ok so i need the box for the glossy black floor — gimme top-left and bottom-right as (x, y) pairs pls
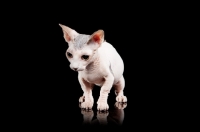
(14, 3), (173, 129)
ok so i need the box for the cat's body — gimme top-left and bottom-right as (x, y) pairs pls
(79, 41), (124, 86)
(59, 24), (127, 111)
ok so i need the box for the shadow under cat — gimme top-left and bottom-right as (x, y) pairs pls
(79, 102), (127, 126)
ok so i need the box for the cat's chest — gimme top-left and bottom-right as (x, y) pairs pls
(81, 70), (104, 85)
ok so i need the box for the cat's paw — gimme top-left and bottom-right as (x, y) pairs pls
(81, 101), (93, 110)
(97, 102), (109, 111)
(114, 102), (127, 109)
(116, 95), (127, 103)
(79, 96), (85, 103)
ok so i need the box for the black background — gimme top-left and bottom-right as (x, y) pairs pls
(7, 1), (177, 130)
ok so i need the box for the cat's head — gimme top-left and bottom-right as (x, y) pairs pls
(59, 24), (104, 71)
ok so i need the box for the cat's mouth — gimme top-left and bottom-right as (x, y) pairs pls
(71, 68), (84, 72)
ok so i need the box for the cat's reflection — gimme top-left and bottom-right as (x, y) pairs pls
(80, 102), (127, 126)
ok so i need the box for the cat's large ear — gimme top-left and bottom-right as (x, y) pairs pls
(87, 30), (104, 50)
(59, 24), (79, 43)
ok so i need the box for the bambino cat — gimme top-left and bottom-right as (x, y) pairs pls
(59, 24), (127, 111)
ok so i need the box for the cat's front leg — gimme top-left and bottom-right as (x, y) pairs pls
(78, 74), (94, 110)
(97, 73), (114, 111)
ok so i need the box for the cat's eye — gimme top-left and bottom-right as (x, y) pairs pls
(67, 52), (73, 58)
(81, 55), (89, 60)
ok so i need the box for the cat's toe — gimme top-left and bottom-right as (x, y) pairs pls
(97, 102), (109, 111)
(116, 95), (127, 103)
(81, 101), (93, 110)
(79, 96), (85, 103)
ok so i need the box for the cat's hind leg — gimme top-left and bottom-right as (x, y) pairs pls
(114, 76), (127, 102)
